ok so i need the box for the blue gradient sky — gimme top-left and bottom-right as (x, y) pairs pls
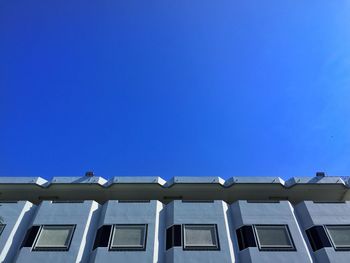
(1, 1), (350, 180)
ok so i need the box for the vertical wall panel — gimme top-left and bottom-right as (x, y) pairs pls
(91, 200), (164, 263)
(231, 201), (312, 263)
(16, 200), (100, 263)
(164, 200), (235, 263)
(295, 201), (350, 263)
(0, 201), (36, 263)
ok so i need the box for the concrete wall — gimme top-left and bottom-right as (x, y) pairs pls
(295, 201), (350, 263)
(0, 201), (36, 263)
(2, 199), (350, 262)
(16, 200), (99, 263)
(231, 201), (312, 263)
(165, 200), (235, 263)
(91, 200), (163, 263)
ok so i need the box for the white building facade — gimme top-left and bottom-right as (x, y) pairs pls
(0, 175), (350, 262)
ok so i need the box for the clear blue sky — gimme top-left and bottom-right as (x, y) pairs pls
(1, 1), (350, 180)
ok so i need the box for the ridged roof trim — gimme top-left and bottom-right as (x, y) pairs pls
(0, 177), (48, 187)
(0, 176), (348, 188)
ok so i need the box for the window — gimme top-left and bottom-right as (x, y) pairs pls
(183, 224), (219, 250)
(93, 224), (149, 251)
(306, 225), (350, 252)
(33, 225), (75, 251)
(110, 225), (147, 250)
(254, 225), (295, 251)
(22, 226), (40, 248)
(305, 226), (332, 251)
(93, 225), (112, 250)
(325, 225), (350, 250)
(236, 225), (257, 250)
(166, 225), (182, 250)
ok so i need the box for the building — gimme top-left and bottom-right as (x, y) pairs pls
(0, 174), (350, 262)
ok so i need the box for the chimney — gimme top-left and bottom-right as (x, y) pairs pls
(85, 171), (94, 177)
(316, 172), (326, 177)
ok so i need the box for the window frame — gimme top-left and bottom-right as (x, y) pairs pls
(325, 225), (350, 251)
(109, 224), (148, 251)
(253, 225), (295, 251)
(33, 225), (76, 251)
(183, 224), (220, 251)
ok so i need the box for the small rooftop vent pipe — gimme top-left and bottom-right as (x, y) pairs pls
(85, 171), (94, 177)
(316, 172), (326, 177)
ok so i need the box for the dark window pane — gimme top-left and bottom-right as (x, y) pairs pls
(236, 225), (256, 250)
(166, 225), (181, 250)
(166, 227), (173, 250)
(93, 225), (112, 249)
(22, 226), (40, 247)
(173, 225), (182, 247)
(306, 226), (331, 251)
